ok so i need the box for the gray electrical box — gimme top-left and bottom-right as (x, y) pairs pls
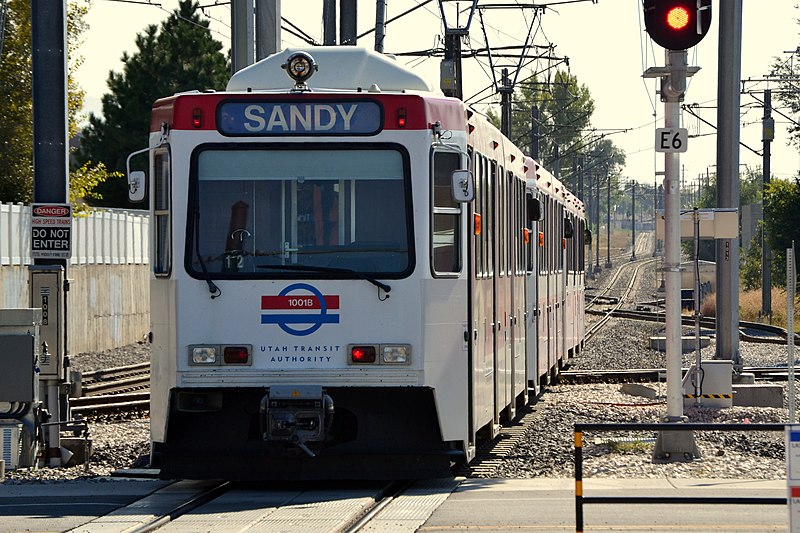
(0, 309), (42, 403)
(29, 266), (64, 379)
(0, 334), (37, 403)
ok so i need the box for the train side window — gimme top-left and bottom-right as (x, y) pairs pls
(431, 151), (462, 275)
(154, 148), (171, 276)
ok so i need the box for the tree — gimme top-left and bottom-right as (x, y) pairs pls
(0, 0), (103, 203)
(762, 176), (800, 286)
(488, 70), (595, 172)
(76, 0), (229, 207)
(772, 14), (800, 152)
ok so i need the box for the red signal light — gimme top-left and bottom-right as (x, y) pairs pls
(643, 0), (711, 51)
(666, 6), (690, 30)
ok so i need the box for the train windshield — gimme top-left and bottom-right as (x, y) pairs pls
(187, 145), (412, 278)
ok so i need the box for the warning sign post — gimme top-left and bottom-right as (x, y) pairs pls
(30, 203), (72, 260)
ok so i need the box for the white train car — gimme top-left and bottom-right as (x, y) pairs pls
(130, 46), (584, 480)
(525, 160), (586, 393)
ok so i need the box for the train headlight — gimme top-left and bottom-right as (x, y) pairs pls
(282, 52), (317, 85)
(382, 344), (411, 364)
(190, 345), (219, 365)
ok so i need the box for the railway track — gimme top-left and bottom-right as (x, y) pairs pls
(585, 258), (656, 341)
(90, 479), (456, 532)
(71, 362), (151, 417)
(560, 366), (794, 384)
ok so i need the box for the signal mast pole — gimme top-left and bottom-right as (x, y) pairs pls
(642, 0), (711, 462)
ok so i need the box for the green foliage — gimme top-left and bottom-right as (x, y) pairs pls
(0, 0), (100, 204)
(772, 18), (800, 152)
(694, 166), (764, 209)
(76, 0), (229, 207)
(763, 177), (800, 286)
(487, 70), (595, 169)
(740, 231), (763, 291)
(70, 161), (119, 214)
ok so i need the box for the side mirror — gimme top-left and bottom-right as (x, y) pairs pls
(451, 169), (474, 203)
(128, 170), (146, 203)
(564, 218), (574, 239)
(527, 197), (543, 222)
(584, 228), (592, 246)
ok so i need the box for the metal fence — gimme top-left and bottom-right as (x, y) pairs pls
(573, 422), (786, 533)
(0, 202), (149, 265)
(0, 202), (151, 353)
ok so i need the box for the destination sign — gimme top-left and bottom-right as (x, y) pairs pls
(218, 101), (383, 136)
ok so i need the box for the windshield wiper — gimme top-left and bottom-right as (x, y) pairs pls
(258, 263), (391, 293)
(193, 211), (221, 299)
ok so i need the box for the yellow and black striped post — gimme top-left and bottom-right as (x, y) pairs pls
(574, 429), (584, 533)
(683, 393), (733, 399)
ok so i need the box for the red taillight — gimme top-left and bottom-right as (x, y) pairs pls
(351, 345), (376, 363)
(397, 107), (407, 128)
(192, 107), (202, 128)
(523, 228), (530, 245)
(223, 346), (249, 364)
(474, 213), (482, 235)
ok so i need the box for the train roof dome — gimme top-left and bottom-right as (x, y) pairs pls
(226, 46), (437, 93)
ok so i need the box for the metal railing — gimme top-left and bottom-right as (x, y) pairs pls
(573, 422), (786, 533)
(0, 202), (149, 265)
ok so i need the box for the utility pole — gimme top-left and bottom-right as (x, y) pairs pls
(715, 0), (742, 369)
(594, 172), (601, 273)
(339, 0), (357, 45)
(255, 0), (281, 60)
(323, 0), (337, 45)
(32, 0), (70, 467)
(605, 169), (612, 268)
(631, 180), (637, 261)
(232, 0), (255, 73)
(761, 89), (774, 319)
(553, 143), (560, 179)
(375, 0), (387, 52)
(500, 68), (512, 138)
(530, 106), (540, 160)
(438, 1), (478, 100)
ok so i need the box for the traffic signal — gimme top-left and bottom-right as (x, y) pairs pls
(643, 0), (712, 51)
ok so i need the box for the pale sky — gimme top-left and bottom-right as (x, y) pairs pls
(78, 0), (800, 187)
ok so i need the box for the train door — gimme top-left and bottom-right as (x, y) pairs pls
(546, 196), (557, 378)
(493, 164), (512, 420)
(511, 176), (526, 405)
(555, 202), (564, 367)
(537, 193), (549, 383)
(470, 153), (495, 437)
(524, 188), (539, 395)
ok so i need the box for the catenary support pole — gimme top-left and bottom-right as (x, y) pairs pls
(761, 89), (773, 319)
(715, 0), (743, 369)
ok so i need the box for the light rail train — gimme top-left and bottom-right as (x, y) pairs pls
(128, 46), (585, 480)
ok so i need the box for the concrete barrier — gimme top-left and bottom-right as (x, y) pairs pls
(732, 384), (784, 408)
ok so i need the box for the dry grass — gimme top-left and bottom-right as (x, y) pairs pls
(701, 287), (800, 332)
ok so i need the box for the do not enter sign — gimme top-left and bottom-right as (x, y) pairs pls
(31, 203), (72, 259)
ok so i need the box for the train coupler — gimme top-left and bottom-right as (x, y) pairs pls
(259, 386), (334, 457)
